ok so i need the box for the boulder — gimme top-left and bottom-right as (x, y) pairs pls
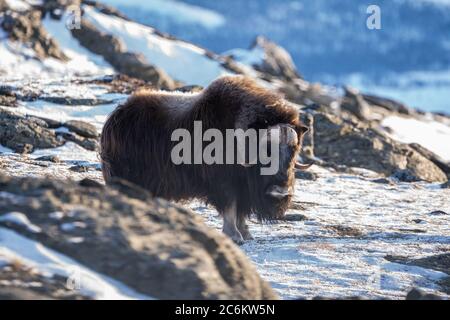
(0, 109), (63, 153)
(341, 86), (372, 121)
(311, 111), (447, 182)
(249, 36), (302, 81)
(64, 120), (98, 138)
(409, 143), (450, 177)
(361, 93), (412, 115)
(0, 175), (278, 300)
(56, 131), (99, 151)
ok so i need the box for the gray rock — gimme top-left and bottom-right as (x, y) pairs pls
(248, 36), (302, 81)
(341, 86), (372, 121)
(361, 93), (412, 115)
(0, 174), (278, 300)
(429, 210), (448, 216)
(35, 155), (60, 163)
(409, 143), (450, 177)
(56, 131), (99, 151)
(406, 288), (442, 300)
(0, 109), (63, 153)
(64, 120), (98, 138)
(41, 96), (112, 106)
(312, 112), (447, 183)
(295, 170), (317, 181)
(392, 169), (422, 182)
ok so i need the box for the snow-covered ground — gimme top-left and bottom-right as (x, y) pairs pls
(1, 78), (450, 299)
(191, 166), (450, 299)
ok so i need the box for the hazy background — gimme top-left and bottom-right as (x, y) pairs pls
(104, 0), (450, 114)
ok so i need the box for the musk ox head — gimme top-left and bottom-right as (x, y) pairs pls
(246, 123), (309, 221)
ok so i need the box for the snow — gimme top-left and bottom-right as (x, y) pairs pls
(60, 221), (87, 232)
(31, 142), (99, 163)
(0, 212), (42, 233)
(83, 6), (232, 86)
(103, 0), (226, 29)
(0, 12), (113, 80)
(224, 46), (265, 68)
(42, 13), (114, 77)
(0, 144), (13, 154)
(381, 116), (450, 161)
(5, 0), (31, 11)
(0, 227), (151, 299)
(190, 166), (450, 299)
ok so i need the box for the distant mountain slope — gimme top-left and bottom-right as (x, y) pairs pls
(110, 0), (450, 113)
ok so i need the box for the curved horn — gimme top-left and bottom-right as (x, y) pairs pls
(267, 124), (298, 146)
(295, 162), (313, 170)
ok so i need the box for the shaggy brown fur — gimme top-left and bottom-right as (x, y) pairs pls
(101, 76), (307, 242)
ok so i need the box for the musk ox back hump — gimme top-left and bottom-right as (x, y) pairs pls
(100, 91), (188, 196)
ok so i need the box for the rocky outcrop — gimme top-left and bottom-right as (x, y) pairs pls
(63, 120), (98, 139)
(71, 19), (176, 89)
(341, 86), (372, 121)
(310, 111), (447, 182)
(0, 109), (63, 153)
(0, 86), (17, 107)
(0, 109), (100, 153)
(249, 36), (302, 81)
(409, 143), (450, 178)
(0, 175), (278, 300)
(361, 93), (412, 115)
(0, 10), (67, 61)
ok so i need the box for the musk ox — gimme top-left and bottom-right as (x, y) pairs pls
(100, 76), (309, 243)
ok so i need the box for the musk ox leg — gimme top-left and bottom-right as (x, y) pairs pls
(237, 215), (253, 240)
(222, 200), (244, 244)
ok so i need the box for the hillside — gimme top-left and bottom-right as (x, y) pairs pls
(0, 0), (449, 299)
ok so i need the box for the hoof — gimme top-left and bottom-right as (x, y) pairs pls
(223, 228), (244, 245)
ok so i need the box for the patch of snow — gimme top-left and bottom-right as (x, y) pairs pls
(0, 227), (151, 299)
(67, 237), (84, 244)
(381, 116), (450, 161)
(104, 0), (226, 29)
(13, 96), (120, 130)
(83, 5), (232, 86)
(224, 46), (265, 68)
(0, 212), (42, 233)
(5, 0), (30, 11)
(42, 14), (114, 77)
(0, 144), (13, 154)
(49, 212), (65, 220)
(0, 13), (113, 80)
(60, 222), (87, 232)
(31, 142), (99, 163)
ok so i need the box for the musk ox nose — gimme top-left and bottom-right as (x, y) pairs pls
(265, 185), (293, 199)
